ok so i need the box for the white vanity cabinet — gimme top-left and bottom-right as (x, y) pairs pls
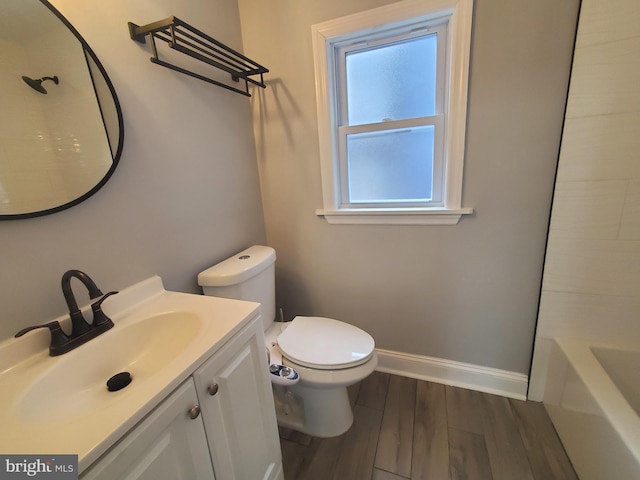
(80, 316), (283, 480)
(80, 378), (215, 480)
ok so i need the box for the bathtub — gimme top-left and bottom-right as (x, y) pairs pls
(543, 338), (640, 480)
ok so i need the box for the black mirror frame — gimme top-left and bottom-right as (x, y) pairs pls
(1, 0), (124, 220)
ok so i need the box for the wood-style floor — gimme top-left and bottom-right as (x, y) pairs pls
(279, 372), (578, 480)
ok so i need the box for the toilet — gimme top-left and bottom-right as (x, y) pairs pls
(197, 245), (378, 437)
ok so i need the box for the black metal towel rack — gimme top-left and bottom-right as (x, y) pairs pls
(128, 16), (268, 97)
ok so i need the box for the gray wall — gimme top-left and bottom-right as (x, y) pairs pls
(0, 0), (266, 341)
(238, 0), (580, 374)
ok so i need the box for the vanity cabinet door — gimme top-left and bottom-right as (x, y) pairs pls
(80, 379), (215, 480)
(193, 317), (283, 480)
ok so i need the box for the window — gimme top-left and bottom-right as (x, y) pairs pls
(339, 24), (446, 207)
(312, 0), (474, 225)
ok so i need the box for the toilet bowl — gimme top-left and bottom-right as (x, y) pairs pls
(198, 245), (378, 437)
(265, 316), (377, 437)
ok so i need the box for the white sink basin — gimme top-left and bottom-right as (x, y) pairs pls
(0, 276), (260, 472)
(16, 311), (202, 423)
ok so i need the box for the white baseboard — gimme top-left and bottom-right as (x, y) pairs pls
(375, 348), (529, 400)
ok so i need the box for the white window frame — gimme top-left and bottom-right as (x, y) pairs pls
(312, 0), (474, 225)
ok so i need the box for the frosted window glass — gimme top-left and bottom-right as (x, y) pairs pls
(346, 126), (434, 203)
(345, 34), (437, 126)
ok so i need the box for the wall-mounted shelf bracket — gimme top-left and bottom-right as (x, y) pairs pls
(128, 16), (268, 97)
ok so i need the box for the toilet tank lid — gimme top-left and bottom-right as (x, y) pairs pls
(198, 245), (276, 287)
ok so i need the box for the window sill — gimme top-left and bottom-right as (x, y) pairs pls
(315, 207), (474, 225)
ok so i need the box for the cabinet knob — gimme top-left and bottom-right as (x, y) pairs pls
(207, 383), (219, 396)
(188, 405), (201, 419)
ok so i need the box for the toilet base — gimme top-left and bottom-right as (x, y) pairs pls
(273, 384), (353, 437)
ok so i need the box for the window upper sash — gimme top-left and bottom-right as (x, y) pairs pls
(335, 22), (448, 129)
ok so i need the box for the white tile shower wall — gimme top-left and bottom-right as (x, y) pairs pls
(529, 0), (640, 400)
(557, 113), (640, 181)
(30, 24), (112, 207)
(0, 38), (58, 214)
(0, 20), (111, 215)
(548, 180), (627, 240)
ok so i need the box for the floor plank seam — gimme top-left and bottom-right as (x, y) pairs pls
(443, 385), (453, 480)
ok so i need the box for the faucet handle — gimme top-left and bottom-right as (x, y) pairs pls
(15, 321), (70, 355)
(91, 290), (118, 328)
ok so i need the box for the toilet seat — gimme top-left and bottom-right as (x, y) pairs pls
(276, 316), (375, 370)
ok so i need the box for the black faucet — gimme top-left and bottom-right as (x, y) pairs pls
(62, 269), (105, 337)
(15, 270), (118, 356)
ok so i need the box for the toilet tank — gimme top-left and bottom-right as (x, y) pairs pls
(197, 245), (276, 331)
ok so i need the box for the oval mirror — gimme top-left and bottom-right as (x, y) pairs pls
(0, 0), (124, 219)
